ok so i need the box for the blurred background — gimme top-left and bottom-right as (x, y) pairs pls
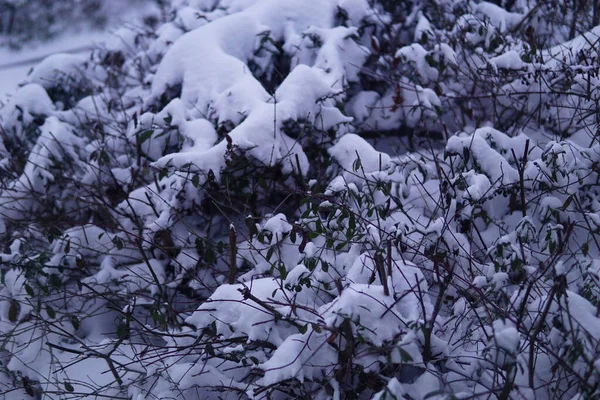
(0, 0), (165, 98)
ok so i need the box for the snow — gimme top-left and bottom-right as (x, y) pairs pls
(328, 133), (391, 173)
(262, 213), (293, 236)
(414, 11), (433, 42)
(446, 127), (521, 185)
(149, 0), (362, 179)
(260, 327), (336, 385)
(491, 319), (520, 353)
(0, 83), (55, 130)
(3, 0), (600, 398)
(396, 43), (439, 83)
(0, 32), (105, 99)
(473, 276), (487, 288)
(147, 0), (338, 108)
(474, 2), (523, 33)
(489, 50), (525, 70)
(186, 279), (291, 343)
(543, 24), (600, 67)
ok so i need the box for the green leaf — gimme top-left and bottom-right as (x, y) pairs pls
(462, 146), (470, 164)
(46, 305), (56, 319)
(353, 157), (362, 172)
(24, 284), (34, 297)
(348, 214), (356, 230)
(245, 217), (258, 236)
(64, 382), (74, 393)
(424, 390), (447, 399)
(206, 343), (215, 356)
(266, 246), (275, 262)
(137, 129), (154, 145)
(47, 226), (62, 244)
(191, 174), (200, 188)
(22, 377), (35, 397)
(49, 274), (62, 288)
(278, 264), (288, 280)
(297, 324), (308, 334)
(116, 323), (129, 340)
(112, 236), (124, 250)
(398, 347), (413, 362)
(153, 129), (171, 139)
(8, 300), (19, 322)
(562, 194), (574, 210)
(71, 315), (80, 331)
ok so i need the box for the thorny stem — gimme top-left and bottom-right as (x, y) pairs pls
(228, 224), (237, 284)
(239, 287), (305, 330)
(511, 139), (529, 218)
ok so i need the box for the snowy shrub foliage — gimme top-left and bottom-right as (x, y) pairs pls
(2, 0), (600, 398)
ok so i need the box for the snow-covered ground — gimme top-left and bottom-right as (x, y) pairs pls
(0, 31), (107, 100)
(0, 1), (159, 101)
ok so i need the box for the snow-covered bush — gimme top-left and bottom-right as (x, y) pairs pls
(2, 0), (600, 398)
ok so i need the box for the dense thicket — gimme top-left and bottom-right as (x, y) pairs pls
(1, 0), (600, 399)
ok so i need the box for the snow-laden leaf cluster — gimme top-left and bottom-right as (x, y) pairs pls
(1, 0), (600, 398)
